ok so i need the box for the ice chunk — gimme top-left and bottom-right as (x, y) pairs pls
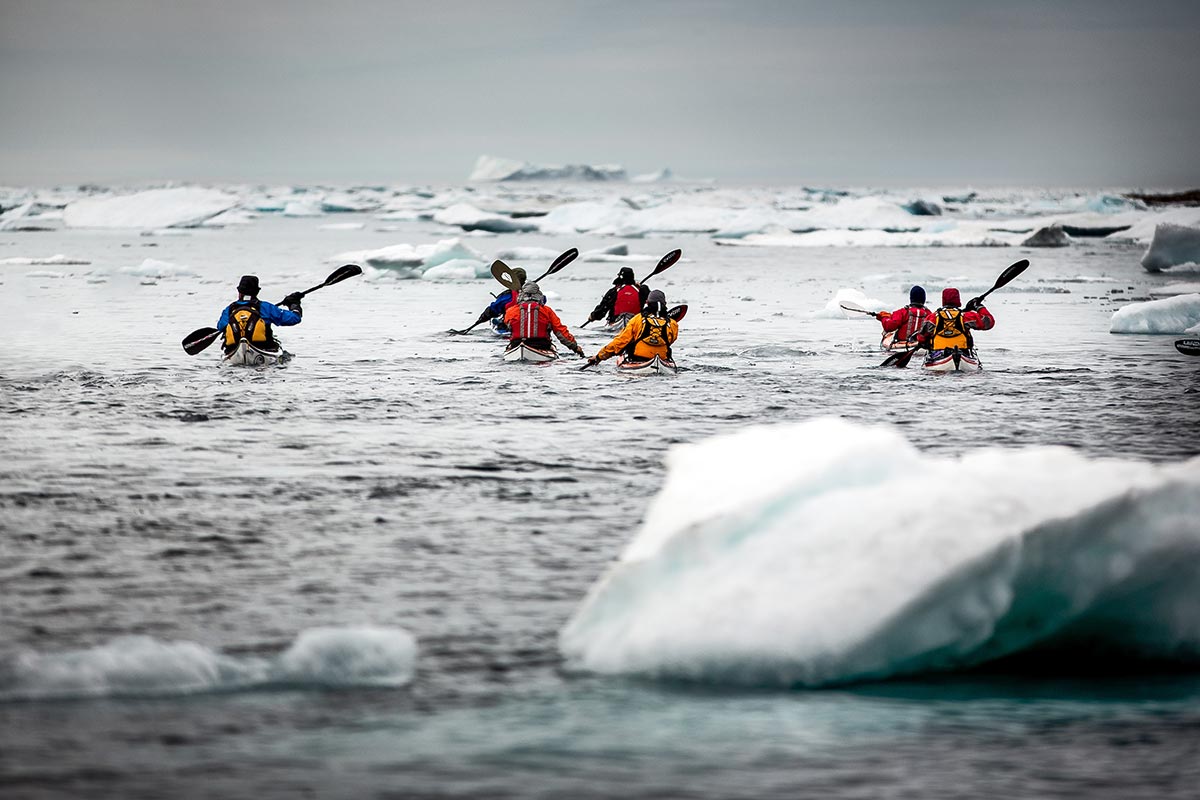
(282, 198), (324, 217)
(64, 187), (237, 229)
(1022, 224), (1072, 247)
(0, 254), (90, 265)
(421, 259), (491, 281)
(631, 168), (674, 183)
(335, 238), (486, 278)
(0, 626), (417, 700)
(1110, 293), (1200, 334)
(1149, 282), (1200, 298)
(812, 288), (889, 319)
(1141, 223), (1200, 272)
(560, 418), (1200, 687)
(432, 203), (538, 233)
(902, 198), (943, 216)
(318, 222), (366, 231)
(321, 192), (383, 213)
(469, 155), (626, 182)
(117, 258), (199, 278)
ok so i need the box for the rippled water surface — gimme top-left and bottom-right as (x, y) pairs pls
(2, 217), (1199, 798)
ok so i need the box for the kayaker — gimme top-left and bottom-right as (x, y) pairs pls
(474, 267), (527, 335)
(217, 275), (302, 355)
(877, 285), (934, 347)
(503, 281), (586, 356)
(913, 287), (994, 352)
(586, 289), (678, 367)
(584, 266), (649, 327)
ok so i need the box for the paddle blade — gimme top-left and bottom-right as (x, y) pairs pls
(491, 259), (519, 291)
(881, 348), (918, 368)
(182, 327), (220, 355)
(325, 263), (363, 286)
(640, 248), (682, 283)
(1175, 339), (1200, 356)
(668, 304), (688, 322)
(982, 259), (1030, 299)
(549, 247), (578, 275)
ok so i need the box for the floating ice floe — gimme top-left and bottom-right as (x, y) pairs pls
(1110, 293), (1200, 335)
(422, 258), (493, 281)
(1022, 224), (1072, 247)
(116, 258), (199, 278)
(432, 203), (538, 233)
(469, 154), (627, 182)
(282, 198), (325, 217)
(0, 626), (417, 700)
(64, 187), (238, 229)
(559, 417), (1200, 687)
(319, 222), (366, 231)
(812, 288), (889, 319)
(321, 192), (383, 213)
(1148, 282), (1200, 298)
(1141, 223), (1200, 272)
(0, 254), (91, 266)
(335, 237), (487, 279)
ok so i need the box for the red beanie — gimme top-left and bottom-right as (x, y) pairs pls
(942, 288), (961, 307)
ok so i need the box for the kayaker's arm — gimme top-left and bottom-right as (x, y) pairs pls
(216, 306), (230, 331)
(587, 286), (618, 323)
(258, 300), (302, 326)
(963, 304), (995, 331)
(594, 316), (639, 362)
(546, 307), (585, 356)
(480, 291), (513, 323)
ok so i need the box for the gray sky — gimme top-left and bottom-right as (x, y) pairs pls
(2, 0), (1198, 187)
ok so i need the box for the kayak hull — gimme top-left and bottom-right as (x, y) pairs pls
(222, 340), (290, 367)
(615, 354), (678, 376)
(503, 342), (558, 363)
(880, 330), (918, 352)
(923, 347), (981, 373)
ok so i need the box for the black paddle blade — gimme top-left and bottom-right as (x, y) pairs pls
(531, 248), (579, 283)
(991, 259), (1029, 291)
(668, 304), (688, 322)
(641, 248), (682, 283)
(182, 327), (220, 355)
(1175, 339), (1200, 356)
(881, 348), (918, 368)
(324, 263), (363, 286)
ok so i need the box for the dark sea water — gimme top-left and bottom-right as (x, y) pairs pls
(2, 216), (1198, 798)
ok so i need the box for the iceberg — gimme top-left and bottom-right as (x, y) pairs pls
(0, 626), (417, 700)
(560, 418), (1200, 687)
(334, 238), (487, 278)
(812, 288), (889, 319)
(1110, 293), (1200, 335)
(432, 203), (538, 233)
(1021, 224), (1072, 247)
(64, 187), (237, 229)
(469, 155), (626, 182)
(1141, 223), (1200, 272)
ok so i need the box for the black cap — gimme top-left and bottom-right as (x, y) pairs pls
(237, 275), (260, 296)
(614, 267), (635, 285)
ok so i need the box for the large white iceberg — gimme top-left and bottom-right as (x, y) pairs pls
(64, 187), (238, 229)
(334, 237), (487, 279)
(432, 203), (538, 233)
(1110, 293), (1200, 335)
(1141, 223), (1200, 272)
(469, 155), (626, 182)
(560, 418), (1200, 687)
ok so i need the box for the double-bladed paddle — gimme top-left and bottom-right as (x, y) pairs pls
(881, 259), (1030, 368)
(581, 249), (683, 328)
(181, 263), (362, 355)
(449, 249), (579, 335)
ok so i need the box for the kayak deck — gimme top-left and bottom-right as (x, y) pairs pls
(503, 342), (559, 363)
(614, 354), (678, 375)
(922, 347), (981, 373)
(222, 340), (290, 367)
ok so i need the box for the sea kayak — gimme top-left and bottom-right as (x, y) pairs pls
(922, 347), (981, 373)
(880, 330), (919, 352)
(615, 354), (678, 375)
(503, 342), (559, 363)
(490, 317), (511, 337)
(603, 313), (636, 334)
(222, 340), (290, 367)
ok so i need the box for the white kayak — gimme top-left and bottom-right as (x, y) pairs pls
(880, 330), (919, 352)
(602, 313), (636, 334)
(222, 340), (290, 367)
(922, 347), (982, 373)
(615, 354), (678, 376)
(503, 342), (559, 363)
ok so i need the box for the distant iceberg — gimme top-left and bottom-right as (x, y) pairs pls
(1110, 293), (1200, 335)
(334, 237), (487, 279)
(1141, 223), (1200, 272)
(560, 418), (1200, 687)
(64, 187), (237, 229)
(1022, 224), (1072, 247)
(469, 155), (627, 182)
(432, 203), (538, 233)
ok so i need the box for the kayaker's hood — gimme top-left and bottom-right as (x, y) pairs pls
(518, 281), (545, 304)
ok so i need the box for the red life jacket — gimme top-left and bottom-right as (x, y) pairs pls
(899, 305), (933, 343)
(613, 285), (641, 316)
(511, 301), (550, 341)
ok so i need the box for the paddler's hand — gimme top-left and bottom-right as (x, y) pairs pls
(282, 292), (303, 313)
(964, 297), (983, 312)
(570, 344), (586, 357)
(585, 356), (600, 367)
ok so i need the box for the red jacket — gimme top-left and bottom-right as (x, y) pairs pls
(879, 305), (935, 343)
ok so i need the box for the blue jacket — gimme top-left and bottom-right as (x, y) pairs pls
(217, 299), (302, 331)
(484, 290), (516, 320)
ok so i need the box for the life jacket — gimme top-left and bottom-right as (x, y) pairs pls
(613, 284), (641, 317)
(511, 301), (550, 341)
(624, 314), (673, 360)
(931, 308), (972, 350)
(898, 305), (932, 343)
(223, 300), (273, 348)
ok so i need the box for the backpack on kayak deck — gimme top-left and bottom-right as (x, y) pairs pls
(624, 315), (672, 360)
(223, 300), (274, 350)
(931, 308), (972, 350)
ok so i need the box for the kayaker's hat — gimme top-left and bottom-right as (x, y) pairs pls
(645, 289), (667, 316)
(511, 267), (527, 287)
(237, 275), (260, 296)
(519, 281), (545, 304)
(910, 285), (926, 305)
(614, 267), (635, 285)
(942, 287), (961, 308)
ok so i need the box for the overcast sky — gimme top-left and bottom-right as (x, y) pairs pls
(2, 0), (1198, 187)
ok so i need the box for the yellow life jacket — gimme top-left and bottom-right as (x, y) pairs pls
(625, 314), (675, 360)
(931, 308), (970, 350)
(223, 300), (272, 348)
